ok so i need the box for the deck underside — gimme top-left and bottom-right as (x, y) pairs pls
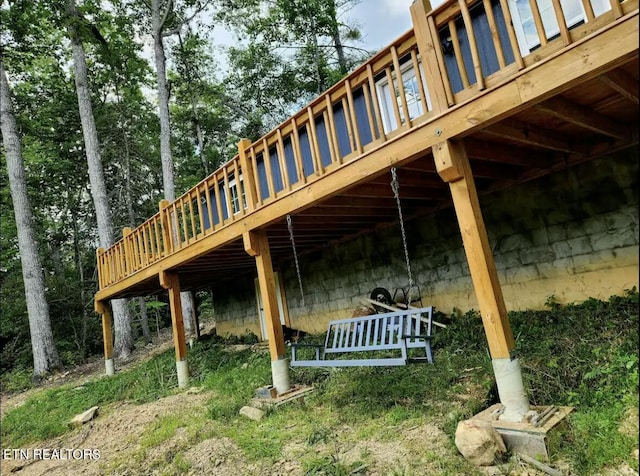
(96, 12), (639, 302)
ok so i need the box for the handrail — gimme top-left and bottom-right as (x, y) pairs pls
(95, 0), (636, 291)
(423, 0), (633, 106)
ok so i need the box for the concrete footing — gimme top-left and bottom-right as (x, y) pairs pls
(271, 358), (291, 395)
(473, 404), (574, 461)
(105, 358), (115, 376)
(176, 359), (189, 388)
(492, 357), (530, 422)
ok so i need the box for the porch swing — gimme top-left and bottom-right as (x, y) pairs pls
(288, 168), (434, 367)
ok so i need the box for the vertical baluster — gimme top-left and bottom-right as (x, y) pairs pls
(187, 193), (197, 241)
(261, 139), (276, 200)
(345, 80), (362, 154)
(373, 317), (380, 345)
(391, 46), (412, 128)
(195, 186), (205, 236)
(551, 0), (571, 45)
(276, 129), (291, 191)
(581, 0), (595, 21)
(96, 248), (104, 289)
(249, 148), (263, 207)
(324, 94), (342, 164)
(609, 0), (622, 18)
(366, 64), (386, 141)
(498, 0), (525, 69)
(410, 50), (429, 114)
(212, 172), (223, 225)
(385, 66), (404, 131)
(362, 82), (377, 141)
(290, 117), (307, 184)
(306, 107), (323, 175)
(529, 0), (548, 47)
(458, 0), (486, 91)
(179, 200), (188, 246)
(428, 15), (456, 105)
(232, 158), (247, 215)
(449, 20), (470, 89)
(222, 166), (234, 218)
(238, 140), (257, 212)
(483, 0), (507, 68)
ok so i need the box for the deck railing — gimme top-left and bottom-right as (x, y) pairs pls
(425, 0), (630, 105)
(96, 0), (636, 291)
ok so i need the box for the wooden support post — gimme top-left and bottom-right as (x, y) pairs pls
(244, 230), (290, 395)
(433, 139), (514, 358)
(243, 231), (286, 360)
(433, 139), (529, 421)
(159, 270), (189, 388)
(95, 300), (115, 375)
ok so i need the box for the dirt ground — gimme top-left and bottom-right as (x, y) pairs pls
(1, 329), (637, 476)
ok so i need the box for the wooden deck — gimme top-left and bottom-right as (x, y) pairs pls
(95, 0), (638, 303)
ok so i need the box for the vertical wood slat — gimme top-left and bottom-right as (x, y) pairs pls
(324, 94), (342, 165)
(204, 178), (215, 232)
(159, 200), (172, 255)
(483, 0), (507, 68)
(366, 64), (386, 141)
(410, 50), (429, 114)
(449, 20), (470, 88)
(140, 228), (149, 267)
(238, 139), (257, 211)
(179, 201), (188, 246)
(362, 82), (378, 141)
(391, 45), (412, 129)
(529, 0), (548, 47)
(581, 0), (595, 21)
(458, 0), (485, 90)
(187, 193), (197, 240)
(249, 148), (263, 207)
(306, 108), (323, 175)
(385, 66), (404, 131)
(428, 15), (456, 106)
(341, 97), (356, 155)
(261, 139), (276, 200)
(498, 0), (525, 69)
(551, 0), (571, 45)
(609, 0), (622, 18)
(195, 186), (205, 236)
(222, 165), (234, 219)
(276, 129), (291, 191)
(213, 173), (225, 228)
(290, 117), (307, 184)
(232, 158), (246, 215)
(96, 248), (105, 289)
(345, 80), (363, 154)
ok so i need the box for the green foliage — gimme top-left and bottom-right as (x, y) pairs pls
(1, 293), (637, 475)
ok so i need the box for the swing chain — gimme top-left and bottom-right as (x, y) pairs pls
(390, 168), (416, 302)
(287, 214), (305, 306)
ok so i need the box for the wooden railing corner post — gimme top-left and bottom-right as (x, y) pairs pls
(238, 139), (258, 211)
(410, 0), (452, 112)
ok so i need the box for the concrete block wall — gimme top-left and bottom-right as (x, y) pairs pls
(213, 150), (638, 337)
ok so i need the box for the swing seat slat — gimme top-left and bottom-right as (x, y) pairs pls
(290, 306), (434, 367)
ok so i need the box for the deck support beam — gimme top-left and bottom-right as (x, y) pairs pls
(159, 270), (189, 388)
(95, 300), (115, 376)
(243, 230), (291, 395)
(433, 139), (530, 422)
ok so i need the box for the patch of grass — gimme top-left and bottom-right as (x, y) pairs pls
(0, 367), (34, 394)
(2, 291), (637, 476)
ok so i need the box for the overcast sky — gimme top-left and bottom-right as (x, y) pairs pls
(348, 0), (417, 51)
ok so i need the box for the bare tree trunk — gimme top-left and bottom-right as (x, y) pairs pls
(151, 0), (197, 337)
(65, 0), (133, 359)
(1, 61), (62, 376)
